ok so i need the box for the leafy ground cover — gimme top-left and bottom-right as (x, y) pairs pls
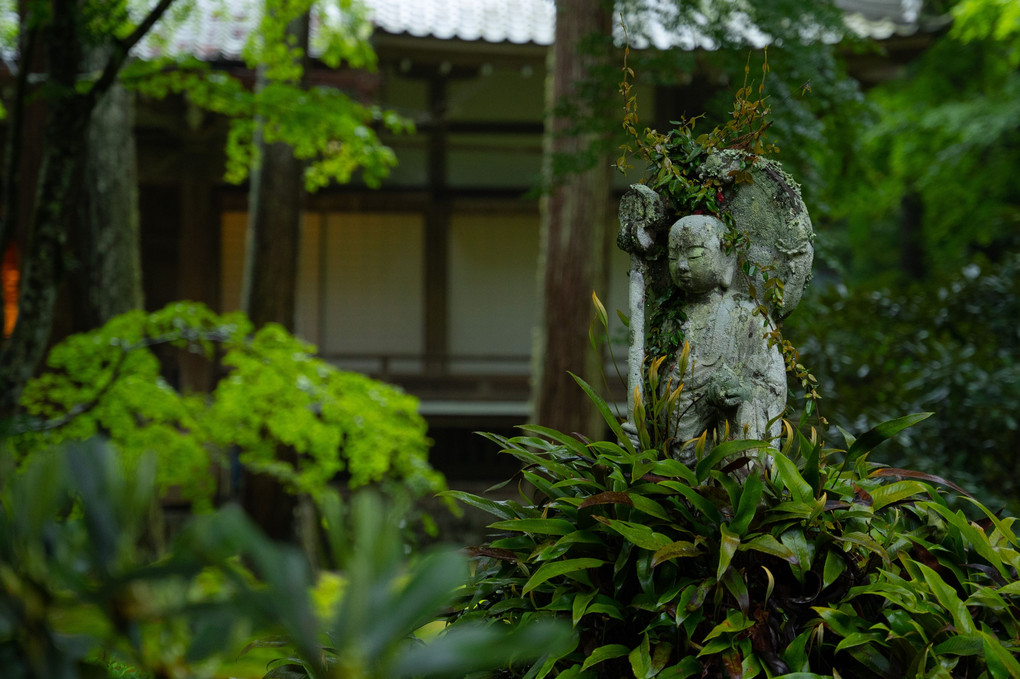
(445, 373), (1020, 678)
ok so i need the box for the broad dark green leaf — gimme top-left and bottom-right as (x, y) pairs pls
(629, 635), (653, 679)
(739, 534), (798, 564)
(593, 516), (672, 551)
(781, 529), (813, 581)
(916, 561), (975, 633)
(628, 492), (670, 521)
(489, 518), (576, 536)
(933, 633), (983, 656)
(580, 643), (629, 671)
(730, 473), (763, 536)
(661, 482), (723, 525)
(517, 424), (592, 459)
(921, 502), (1006, 578)
(773, 452), (814, 504)
(798, 429), (821, 495)
(869, 480), (928, 510)
(571, 591), (597, 626)
(695, 440), (767, 482)
(981, 631), (1020, 679)
(845, 412), (932, 460)
(522, 558), (606, 594)
(720, 566), (749, 613)
(717, 525), (740, 580)
(569, 372), (634, 455)
(651, 540), (702, 567)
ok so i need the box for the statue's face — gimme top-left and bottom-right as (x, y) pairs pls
(669, 217), (731, 295)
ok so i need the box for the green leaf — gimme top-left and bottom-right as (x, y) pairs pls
(703, 610), (754, 641)
(933, 633), (983, 656)
(593, 516), (671, 551)
(739, 534), (798, 564)
(799, 430), (822, 495)
(569, 373), (634, 455)
(845, 412), (932, 461)
(572, 591), (597, 627)
(781, 529), (813, 581)
(651, 540), (702, 567)
(822, 551), (846, 590)
(651, 458), (697, 484)
(916, 561), (975, 633)
(980, 631), (1020, 679)
(517, 424), (592, 459)
(661, 482), (723, 525)
(721, 565), (749, 613)
(773, 453), (814, 504)
(869, 480), (928, 510)
(730, 473), (763, 536)
(813, 607), (862, 638)
(522, 558), (606, 594)
(489, 518), (576, 536)
(628, 492), (670, 521)
(629, 635), (653, 679)
(581, 644), (630, 671)
(718, 525), (741, 580)
(695, 440), (767, 482)
(921, 502), (1006, 578)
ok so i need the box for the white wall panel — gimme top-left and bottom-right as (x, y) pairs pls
(448, 214), (538, 373)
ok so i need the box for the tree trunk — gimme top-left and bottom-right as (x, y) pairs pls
(0, 4), (90, 420)
(899, 189), (925, 280)
(241, 135), (304, 331)
(0, 0), (172, 421)
(71, 67), (144, 333)
(240, 13), (309, 332)
(532, 0), (613, 436)
(239, 11), (309, 541)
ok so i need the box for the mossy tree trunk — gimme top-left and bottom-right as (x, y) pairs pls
(0, 0), (173, 421)
(533, 0), (613, 435)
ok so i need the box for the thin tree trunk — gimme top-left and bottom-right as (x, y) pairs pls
(900, 190), (925, 280)
(533, 0), (613, 435)
(239, 11), (309, 541)
(240, 13), (309, 331)
(72, 67), (144, 332)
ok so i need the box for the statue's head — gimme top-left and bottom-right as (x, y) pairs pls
(668, 215), (735, 296)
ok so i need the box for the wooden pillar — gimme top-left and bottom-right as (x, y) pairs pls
(424, 75), (449, 374)
(177, 125), (219, 393)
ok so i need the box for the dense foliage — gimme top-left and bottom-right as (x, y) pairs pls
(789, 252), (1020, 513)
(828, 0), (1020, 285)
(447, 376), (1020, 678)
(7, 302), (444, 510)
(0, 440), (566, 679)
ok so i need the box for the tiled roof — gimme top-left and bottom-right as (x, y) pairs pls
(126, 0), (932, 62)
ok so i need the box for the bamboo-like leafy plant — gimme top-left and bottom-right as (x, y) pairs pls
(444, 371), (1020, 677)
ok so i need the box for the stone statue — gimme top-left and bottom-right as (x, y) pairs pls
(618, 151), (813, 465)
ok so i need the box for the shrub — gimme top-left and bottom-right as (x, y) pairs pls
(0, 440), (568, 679)
(789, 252), (1020, 512)
(446, 375), (1020, 678)
(6, 302), (445, 510)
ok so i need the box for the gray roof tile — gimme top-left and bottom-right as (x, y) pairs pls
(121, 0), (928, 61)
